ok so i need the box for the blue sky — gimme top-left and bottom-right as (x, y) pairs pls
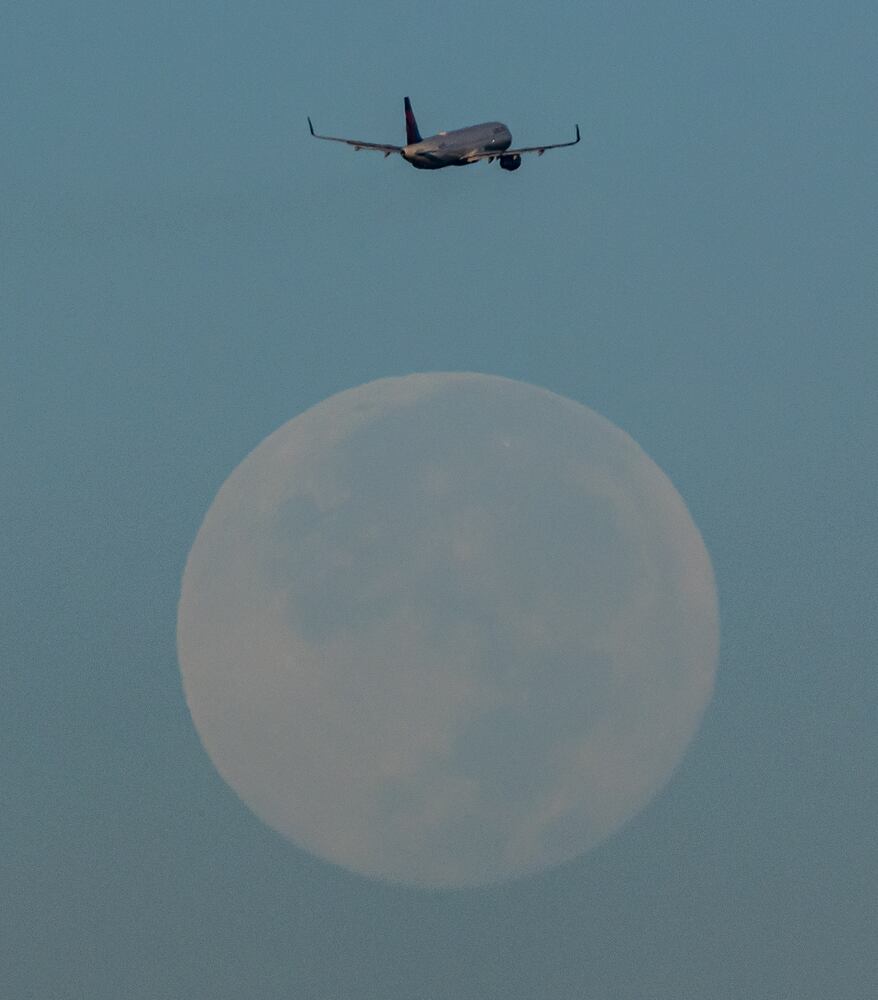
(3, 1), (876, 997)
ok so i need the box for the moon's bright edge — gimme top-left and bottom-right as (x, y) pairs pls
(178, 373), (719, 888)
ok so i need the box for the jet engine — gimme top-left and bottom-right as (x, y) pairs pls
(499, 154), (522, 172)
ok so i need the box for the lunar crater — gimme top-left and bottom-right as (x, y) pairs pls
(178, 373), (718, 887)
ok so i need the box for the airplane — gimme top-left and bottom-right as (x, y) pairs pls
(307, 96), (580, 172)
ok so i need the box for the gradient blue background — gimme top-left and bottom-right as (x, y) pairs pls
(3, 1), (875, 997)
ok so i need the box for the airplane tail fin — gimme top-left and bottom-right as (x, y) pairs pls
(404, 97), (422, 145)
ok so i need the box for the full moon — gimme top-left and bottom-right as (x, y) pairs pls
(178, 373), (718, 887)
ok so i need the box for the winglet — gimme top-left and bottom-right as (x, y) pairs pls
(307, 117), (315, 136)
(575, 124), (581, 143)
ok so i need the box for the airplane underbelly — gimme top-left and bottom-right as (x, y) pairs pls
(406, 147), (460, 169)
(408, 152), (450, 169)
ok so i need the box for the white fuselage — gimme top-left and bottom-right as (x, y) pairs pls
(403, 121), (512, 169)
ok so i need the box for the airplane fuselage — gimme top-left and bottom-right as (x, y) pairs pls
(307, 98), (579, 173)
(403, 122), (512, 169)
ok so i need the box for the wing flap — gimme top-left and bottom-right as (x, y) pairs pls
(307, 118), (403, 155)
(467, 125), (581, 161)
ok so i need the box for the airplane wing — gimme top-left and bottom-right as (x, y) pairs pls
(307, 118), (403, 156)
(466, 125), (581, 161)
